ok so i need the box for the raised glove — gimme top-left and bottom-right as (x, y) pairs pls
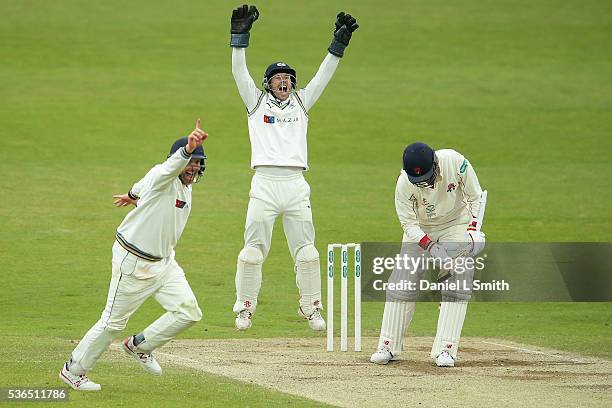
(230, 4), (260, 48)
(328, 12), (359, 57)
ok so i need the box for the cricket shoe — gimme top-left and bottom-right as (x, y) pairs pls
(298, 307), (326, 331)
(370, 346), (399, 365)
(235, 309), (252, 331)
(435, 350), (455, 367)
(122, 336), (162, 375)
(59, 362), (101, 391)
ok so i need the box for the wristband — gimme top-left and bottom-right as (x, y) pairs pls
(418, 235), (433, 251)
(328, 39), (346, 58)
(230, 33), (250, 48)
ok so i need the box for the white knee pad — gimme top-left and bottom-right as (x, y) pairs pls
(239, 246), (265, 265)
(234, 246), (264, 313)
(295, 244), (319, 264)
(295, 245), (322, 313)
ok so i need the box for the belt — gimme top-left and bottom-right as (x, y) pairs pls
(115, 233), (162, 262)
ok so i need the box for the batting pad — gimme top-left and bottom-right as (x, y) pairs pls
(431, 301), (468, 359)
(295, 245), (322, 314)
(233, 246), (264, 313)
(378, 301), (415, 356)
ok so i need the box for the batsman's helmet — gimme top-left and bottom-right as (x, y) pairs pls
(263, 62), (297, 91)
(402, 142), (437, 187)
(168, 137), (207, 180)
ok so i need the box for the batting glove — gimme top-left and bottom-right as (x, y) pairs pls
(466, 220), (486, 257)
(328, 12), (359, 58)
(230, 4), (260, 48)
(419, 235), (454, 282)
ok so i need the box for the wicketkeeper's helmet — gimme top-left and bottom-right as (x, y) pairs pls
(263, 61), (297, 91)
(402, 142), (437, 187)
(168, 137), (206, 181)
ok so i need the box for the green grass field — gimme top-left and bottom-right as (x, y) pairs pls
(1, 0), (611, 406)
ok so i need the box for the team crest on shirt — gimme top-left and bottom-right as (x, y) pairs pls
(175, 199), (188, 209)
(447, 183), (456, 192)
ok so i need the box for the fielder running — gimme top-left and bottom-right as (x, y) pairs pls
(370, 142), (486, 367)
(228, 5), (359, 330)
(59, 120), (208, 391)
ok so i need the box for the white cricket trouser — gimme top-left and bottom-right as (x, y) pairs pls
(69, 242), (202, 374)
(378, 221), (472, 359)
(233, 168), (321, 315)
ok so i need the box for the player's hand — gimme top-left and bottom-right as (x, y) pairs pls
(334, 12), (359, 39)
(427, 242), (455, 283)
(328, 11), (358, 57)
(428, 242), (450, 260)
(466, 231), (486, 257)
(186, 118), (208, 154)
(231, 4), (259, 34)
(113, 194), (137, 207)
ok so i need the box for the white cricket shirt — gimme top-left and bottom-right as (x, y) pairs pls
(231, 48), (340, 169)
(116, 147), (193, 260)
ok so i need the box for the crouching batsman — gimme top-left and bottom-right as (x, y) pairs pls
(59, 120), (208, 390)
(370, 142), (487, 367)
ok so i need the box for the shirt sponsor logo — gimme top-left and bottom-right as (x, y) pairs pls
(422, 197), (436, 218)
(263, 114), (300, 124)
(460, 159), (468, 173)
(175, 199), (187, 209)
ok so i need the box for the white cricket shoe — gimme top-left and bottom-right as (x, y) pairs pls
(59, 363), (101, 391)
(298, 307), (326, 331)
(122, 336), (162, 375)
(235, 309), (252, 331)
(435, 350), (455, 367)
(370, 346), (398, 365)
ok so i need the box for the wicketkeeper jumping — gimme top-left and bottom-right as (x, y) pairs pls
(228, 4), (359, 331)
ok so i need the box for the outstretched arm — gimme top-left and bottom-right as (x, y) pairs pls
(232, 48), (261, 111)
(301, 12), (359, 112)
(302, 54), (340, 112)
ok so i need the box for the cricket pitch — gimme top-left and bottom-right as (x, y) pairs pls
(143, 337), (612, 407)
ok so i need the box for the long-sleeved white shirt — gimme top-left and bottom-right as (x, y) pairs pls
(116, 147), (193, 260)
(395, 149), (483, 242)
(232, 47), (340, 169)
